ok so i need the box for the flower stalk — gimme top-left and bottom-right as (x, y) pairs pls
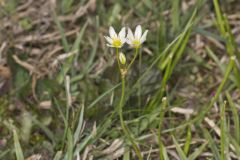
(105, 25), (148, 160)
(118, 66), (143, 160)
(127, 48), (139, 71)
(116, 48), (121, 71)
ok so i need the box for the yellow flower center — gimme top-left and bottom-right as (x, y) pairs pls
(132, 40), (141, 48)
(112, 39), (122, 48)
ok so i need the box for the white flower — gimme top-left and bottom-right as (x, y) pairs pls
(104, 26), (126, 48)
(127, 25), (148, 48)
(119, 52), (126, 65)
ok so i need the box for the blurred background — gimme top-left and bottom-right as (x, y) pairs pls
(0, 0), (240, 159)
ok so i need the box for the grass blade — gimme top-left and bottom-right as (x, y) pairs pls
(53, 12), (70, 52)
(226, 92), (240, 143)
(183, 125), (192, 155)
(188, 141), (208, 160)
(0, 149), (10, 159)
(171, 0), (180, 33)
(74, 105), (84, 146)
(193, 56), (235, 124)
(220, 101), (229, 160)
(87, 83), (120, 109)
(53, 151), (62, 160)
(56, 22), (88, 84)
(172, 136), (187, 160)
(71, 17), (99, 83)
(158, 97), (168, 160)
(13, 129), (24, 160)
(202, 128), (220, 160)
(66, 129), (74, 160)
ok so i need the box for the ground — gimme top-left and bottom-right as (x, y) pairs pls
(0, 0), (240, 160)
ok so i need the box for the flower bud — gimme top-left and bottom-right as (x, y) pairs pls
(119, 52), (126, 65)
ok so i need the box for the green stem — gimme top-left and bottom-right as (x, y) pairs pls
(158, 97), (167, 160)
(138, 50), (142, 115)
(116, 48), (121, 71)
(127, 48), (139, 71)
(118, 76), (143, 160)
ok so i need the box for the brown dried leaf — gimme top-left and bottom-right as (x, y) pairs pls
(0, 66), (11, 79)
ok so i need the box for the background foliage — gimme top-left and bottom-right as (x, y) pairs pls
(0, 0), (240, 159)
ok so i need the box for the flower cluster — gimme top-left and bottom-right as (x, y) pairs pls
(104, 25), (148, 49)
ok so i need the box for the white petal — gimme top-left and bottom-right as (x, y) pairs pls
(126, 39), (131, 45)
(127, 28), (134, 41)
(140, 30), (148, 43)
(126, 39), (134, 47)
(121, 38), (126, 44)
(119, 27), (126, 39)
(104, 36), (113, 44)
(109, 26), (117, 38)
(134, 25), (142, 40)
(106, 44), (114, 47)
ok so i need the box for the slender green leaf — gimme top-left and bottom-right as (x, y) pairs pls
(172, 136), (187, 160)
(202, 128), (220, 160)
(188, 141), (208, 160)
(184, 125), (192, 155)
(13, 129), (24, 160)
(226, 92), (240, 143)
(53, 151), (62, 160)
(74, 105), (84, 146)
(53, 12), (70, 52)
(67, 129), (73, 160)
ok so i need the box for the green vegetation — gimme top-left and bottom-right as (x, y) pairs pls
(0, 0), (240, 159)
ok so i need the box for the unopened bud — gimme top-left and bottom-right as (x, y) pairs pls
(119, 52), (126, 65)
